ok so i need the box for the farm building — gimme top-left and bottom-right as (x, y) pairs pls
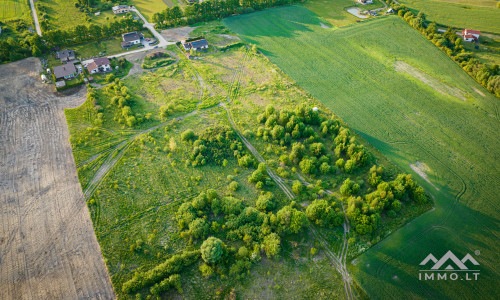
(182, 39), (209, 52)
(112, 5), (130, 14)
(53, 62), (77, 80)
(56, 49), (76, 63)
(86, 57), (111, 74)
(121, 32), (144, 48)
(462, 29), (480, 42)
(55, 81), (66, 88)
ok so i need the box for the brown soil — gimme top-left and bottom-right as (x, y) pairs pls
(160, 26), (196, 42)
(0, 58), (115, 299)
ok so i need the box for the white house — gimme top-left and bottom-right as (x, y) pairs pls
(112, 5), (129, 14)
(86, 57), (111, 74)
(462, 29), (480, 42)
(182, 39), (209, 52)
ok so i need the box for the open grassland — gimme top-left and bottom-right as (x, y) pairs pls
(37, 0), (88, 28)
(66, 28), (429, 297)
(0, 0), (31, 21)
(304, 0), (386, 27)
(224, 6), (500, 300)
(130, 0), (168, 21)
(400, 0), (500, 34)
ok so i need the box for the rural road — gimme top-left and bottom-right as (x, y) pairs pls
(28, 0), (42, 36)
(109, 7), (175, 59)
(0, 58), (114, 299)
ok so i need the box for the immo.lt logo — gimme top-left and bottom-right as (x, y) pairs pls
(419, 250), (480, 281)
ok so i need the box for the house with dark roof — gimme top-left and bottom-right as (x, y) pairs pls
(86, 57), (111, 74)
(53, 62), (77, 80)
(57, 49), (76, 63)
(121, 32), (144, 48)
(182, 39), (209, 52)
(462, 29), (480, 42)
(112, 5), (130, 14)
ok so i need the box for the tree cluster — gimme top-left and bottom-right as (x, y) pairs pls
(105, 79), (143, 127)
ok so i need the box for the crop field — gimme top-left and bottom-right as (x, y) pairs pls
(399, 0), (500, 34)
(0, 0), (31, 21)
(303, 0), (385, 27)
(224, 6), (500, 299)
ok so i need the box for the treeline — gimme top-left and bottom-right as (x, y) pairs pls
(152, 0), (300, 28)
(0, 19), (38, 63)
(43, 16), (143, 48)
(388, 0), (500, 98)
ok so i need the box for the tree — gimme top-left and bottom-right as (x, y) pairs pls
(262, 233), (280, 258)
(292, 180), (304, 194)
(256, 192), (276, 212)
(181, 129), (196, 142)
(201, 237), (223, 264)
(299, 158), (315, 174)
(189, 218), (209, 239)
(106, 73), (115, 83)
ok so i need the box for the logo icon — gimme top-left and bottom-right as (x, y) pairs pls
(418, 250), (480, 281)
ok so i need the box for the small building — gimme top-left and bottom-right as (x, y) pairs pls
(53, 62), (77, 80)
(121, 31), (144, 48)
(95, 11), (101, 16)
(182, 39), (209, 52)
(86, 57), (112, 74)
(41, 74), (48, 82)
(357, 0), (373, 4)
(462, 29), (480, 42)
(0, 26), (2, 35)
(56, 49), (76, 63)
(112, 5), (130, 14)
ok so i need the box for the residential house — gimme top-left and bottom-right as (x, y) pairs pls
(121, 31), (144, 48)
(182, 39), (209, 52)
(112, 5), (130, 14)
(357, 0), (373, 4)
(53, 62), (77, 80)
(86, 57), (112, 74)
(462, 29), (480, 42)
(57, 49), (76, 63)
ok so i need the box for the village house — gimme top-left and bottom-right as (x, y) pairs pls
(112, 5), (130, 14)
(462, 29), (480, 42)
(121, 31), (144, 48)
(357, 0), (373, 4)
(86, 57), (111, 74)
(56, 49), (76, 63)
(53, 62), (77, 80)
(182, 39), (209, 52)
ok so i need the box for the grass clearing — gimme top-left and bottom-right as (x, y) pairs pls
(129, 0), (168, 21)
(399, 0), (500, 34)
(224, 6), (500, 300)
(0, 0), (31, 21)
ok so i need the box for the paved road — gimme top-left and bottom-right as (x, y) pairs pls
(28, 0), (42, 36)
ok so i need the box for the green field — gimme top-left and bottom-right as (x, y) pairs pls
(304, 0), (386, 27)
(0, 0), (31, 21)
(400, 0), (500, 34)
(130, 0), (168, 21)
(224, 6), (500, 299)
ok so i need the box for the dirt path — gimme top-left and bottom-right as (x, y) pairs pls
(28, 0), (42, 36)
(0, 58), (115, 299)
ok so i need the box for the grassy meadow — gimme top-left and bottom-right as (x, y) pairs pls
(224, 6), (500, 300)
(129, 0), (168, 21)
(399, 0), (500, 34)
(303, 0), (386, 27)
(0, 0), (31, 21)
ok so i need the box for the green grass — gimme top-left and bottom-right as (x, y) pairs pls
(303, 0), (386, 27)
(0, 0), (31, 21)
(224, 6), (500, 300)
(72, 37), (126, 59)
(400, 0), (500, 34)
(129, 0), (168, 21)
(37, 0), (88, 29)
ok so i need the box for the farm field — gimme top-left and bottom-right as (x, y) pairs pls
(36, 0), (88, 29)
(0, 0), (31, 21)
(303, 0), (386, 27)
(399, 0), (500, 34)
(0, 58), (115, 299)
(129, 0), (168, 21)
(66, 27), (430, 298)
(224, 6), (500, 300)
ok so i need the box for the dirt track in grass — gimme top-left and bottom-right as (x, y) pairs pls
(0, 58), (115, 299)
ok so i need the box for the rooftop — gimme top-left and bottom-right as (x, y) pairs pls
(122, 32), (143, 43)
(53, 63), (76, 79)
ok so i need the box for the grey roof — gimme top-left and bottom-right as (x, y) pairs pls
(58, 49), (75, 60)
(112, 5), (128, 10)
(53, 63), (76, 79)
(190, 39), (208, 48)
(122, 32), (143, 43)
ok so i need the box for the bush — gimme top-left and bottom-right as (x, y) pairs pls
(201, 237), (223, 264)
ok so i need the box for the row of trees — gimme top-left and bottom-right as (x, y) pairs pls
(153, 0), (300, 28)
(389, 1), (500, 98)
